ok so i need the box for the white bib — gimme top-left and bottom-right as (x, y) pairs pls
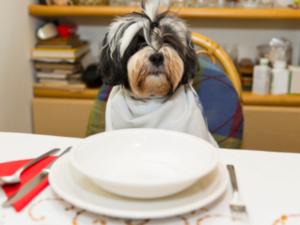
(106, 84), (218, 148)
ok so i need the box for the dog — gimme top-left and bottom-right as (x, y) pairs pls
(98, 0), (218, 147)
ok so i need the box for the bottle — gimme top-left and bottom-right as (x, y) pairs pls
(270, 61), (289, 95)
(252, 58), (271, 95)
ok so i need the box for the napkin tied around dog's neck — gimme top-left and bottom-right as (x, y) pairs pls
(105, 84), (218, 147)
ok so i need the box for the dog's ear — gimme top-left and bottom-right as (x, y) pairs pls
(98, 33), (122, 86)
(180, 41), (199, 84)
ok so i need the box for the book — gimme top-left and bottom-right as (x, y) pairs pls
(38, 68), (80, 74)
(36, 72), (82, 79)
(35, 62), (81, 70)
(39, 78), (83, 85)
(33, 58), (78, 63)
(36, 41), (87, 49)
(31, 43), (90, 59)
(33, 83), (86, 91)
(37, 35), (79, 45)
(52, 69), (79, 74)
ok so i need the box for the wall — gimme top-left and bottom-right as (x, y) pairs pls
(68, 17), (300, 66)
(0, 0), (39, 133)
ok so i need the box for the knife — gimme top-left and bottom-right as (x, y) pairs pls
(2, 147), (72, 207)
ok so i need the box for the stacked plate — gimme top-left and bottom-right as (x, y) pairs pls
(49, 129), (228, 219)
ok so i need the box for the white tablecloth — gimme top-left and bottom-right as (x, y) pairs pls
(0, 132), (300, 225)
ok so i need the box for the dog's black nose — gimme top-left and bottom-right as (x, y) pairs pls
(149, 54), (164, 67)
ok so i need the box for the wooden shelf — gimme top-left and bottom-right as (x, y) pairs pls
(29, 5), (300, 20)
(34, 88), (300, 106)
(243, 91), (300, 106)
(34, 88), (99, 99)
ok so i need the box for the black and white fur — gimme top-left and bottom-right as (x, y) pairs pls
(98, 0), (198, 97)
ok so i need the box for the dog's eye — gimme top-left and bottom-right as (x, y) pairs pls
(163, 40), (173, 47)
(164, 40), (173, 46)
(137, 37), (146, 50)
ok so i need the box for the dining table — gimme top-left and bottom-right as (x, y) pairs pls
(0, 132), (300, 225)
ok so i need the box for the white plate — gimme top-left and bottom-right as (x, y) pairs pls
(49, 153), (229, 219)
(70, 129), (219, 199)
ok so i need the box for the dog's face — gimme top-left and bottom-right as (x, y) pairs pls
(98, 0), (198, 97)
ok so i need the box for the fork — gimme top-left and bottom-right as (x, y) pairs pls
(0, 148), (60, 185)
(227, 165), (248, 219)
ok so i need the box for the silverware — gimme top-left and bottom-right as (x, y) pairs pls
(2, 147), (72, 207)
(227, 165), (248, 219)
(0, 148), (60, 186)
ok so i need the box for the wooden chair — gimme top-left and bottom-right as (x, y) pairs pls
(191, 32), (242, 101)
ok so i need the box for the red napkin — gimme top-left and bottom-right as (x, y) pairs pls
(0, 156), (56, 212)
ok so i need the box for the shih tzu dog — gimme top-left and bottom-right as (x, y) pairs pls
(98, 0), (218, 147)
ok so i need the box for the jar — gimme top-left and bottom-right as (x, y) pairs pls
(222, 43), (239, 68)
(209, 0), (224, 7)
(224, 0), (241, 7)
(126, 0), (142, 6)
(109, 0), (126, 5)
(79, 0), (108, 4)
(171, 0), (187, 7)
(256, 44), (293, 66)
(186, 0), (210, 7)
(241, 0), (258, 7)
(258, 0), (274, 7)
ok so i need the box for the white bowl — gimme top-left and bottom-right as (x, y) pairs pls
(70, 129), (218, 199)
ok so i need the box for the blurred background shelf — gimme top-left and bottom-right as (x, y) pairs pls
(34, 88), (300, 106)
(29, 6), (300, 20)
(34, 88), (99, 99)
(243, 92), (300, 106)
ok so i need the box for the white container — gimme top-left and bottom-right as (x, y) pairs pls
(252, 58), (271, 95)
(288, 66), (300, 95)
(70, 129), (219, 199)
(270, 61), (289, 95)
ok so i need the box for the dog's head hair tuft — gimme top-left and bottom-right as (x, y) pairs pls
(98, 0), (198, 96)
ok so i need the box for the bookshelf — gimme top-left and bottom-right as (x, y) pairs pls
(29, 6), (300, 20)
(33, 88), (300, 106)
